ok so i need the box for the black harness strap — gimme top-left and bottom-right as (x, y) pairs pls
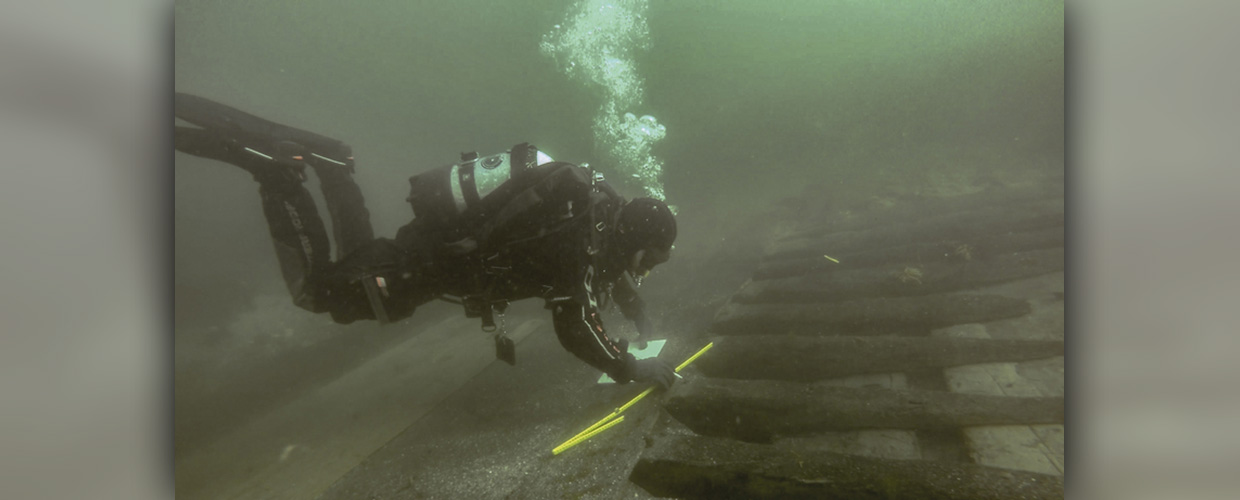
(458, 160), (481, 207)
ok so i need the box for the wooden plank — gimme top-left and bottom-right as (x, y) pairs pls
(754, 225), (1064, 281)
(663, 378), (1064, 442)
(630, 434), (1065, 499)
(694, 336), (1064, 381)
(775, 430), (922, 461)
(764, 199), (1063, 262)
(712, 294), (1032, 336)
(736, 248), (1063, 304)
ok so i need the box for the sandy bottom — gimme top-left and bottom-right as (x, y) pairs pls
(174, 311), (545, 500)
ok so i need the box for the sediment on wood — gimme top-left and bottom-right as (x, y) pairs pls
(736, 248), (1063, 304)
(711, 294), (1031, 336)
(630, 434), (1064, 500)
(764, 199), (1063, 262)
(663, 378), (1064, 442)
(694, 336), (1064, 381)
(754, 225), (1064, 281)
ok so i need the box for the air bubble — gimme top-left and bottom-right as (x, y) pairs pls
(543, 0), (669, 202)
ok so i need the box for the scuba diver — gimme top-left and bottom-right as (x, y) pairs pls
(174, 93), (678, 390)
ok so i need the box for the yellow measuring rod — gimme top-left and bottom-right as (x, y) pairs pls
(551, 342), (714, 455)
(551, 416), (625, 456)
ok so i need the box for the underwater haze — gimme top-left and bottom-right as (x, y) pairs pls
(175, 0), (1061, 284)
(174, 1), (1063, 498)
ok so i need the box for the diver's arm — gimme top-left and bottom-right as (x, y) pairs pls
(613, 277), (653, 338)
(549, 299), (632, 381)
(547, 293), (676, 389)
(547, 275), (675, 388)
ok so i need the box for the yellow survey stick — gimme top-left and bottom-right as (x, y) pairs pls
(551, 342), (714, 455)
(675, 342), (714, 372)
(552, 416), (625, 455)
(570, 342), (712, 441)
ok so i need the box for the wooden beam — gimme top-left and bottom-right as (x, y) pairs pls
(631, 434), (1064, 499)
(754, 226), (1064, 281)
(764, 199), (1063, 262)
(736, 248), (1063, 304)
(664, 378), (1064, 442)
(694, 336), (1064, 381)
(712, 294), (1031, 336)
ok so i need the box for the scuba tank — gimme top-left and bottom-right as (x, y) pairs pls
(405, 143), (556, 364)
(406, 142), (554, 242)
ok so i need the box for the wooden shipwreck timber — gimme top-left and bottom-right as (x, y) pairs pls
(763, 198), (1063, 262)
(734, 247), (1064, 304)
(628, 183), (1066, 498)
(712, 294), (1032, 335)
(753, 225), (1065, 281)
(631, 435), (1064, 500)
(694, 336), (1065, 381)
(663, 378), (1064, 442)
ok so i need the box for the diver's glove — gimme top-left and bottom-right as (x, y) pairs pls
(622, 356), (676, 390)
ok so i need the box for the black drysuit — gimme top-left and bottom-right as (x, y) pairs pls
(174, 93), (652, 382)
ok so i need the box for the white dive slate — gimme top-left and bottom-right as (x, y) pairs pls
(598, 339), (666, 384)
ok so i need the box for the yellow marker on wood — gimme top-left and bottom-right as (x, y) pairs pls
(551, 342), (714, 455)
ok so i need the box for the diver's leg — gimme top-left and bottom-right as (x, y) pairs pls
(256, 179), (335, 312)
(175, 92), (376, 259)
(305, 154), (375, 260)
(175, 93), (384, 314)
(320, 238), (441, 324)
(175, 125), (335, 313)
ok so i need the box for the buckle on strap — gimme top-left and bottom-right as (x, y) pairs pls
(462, 296), (516, 365)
